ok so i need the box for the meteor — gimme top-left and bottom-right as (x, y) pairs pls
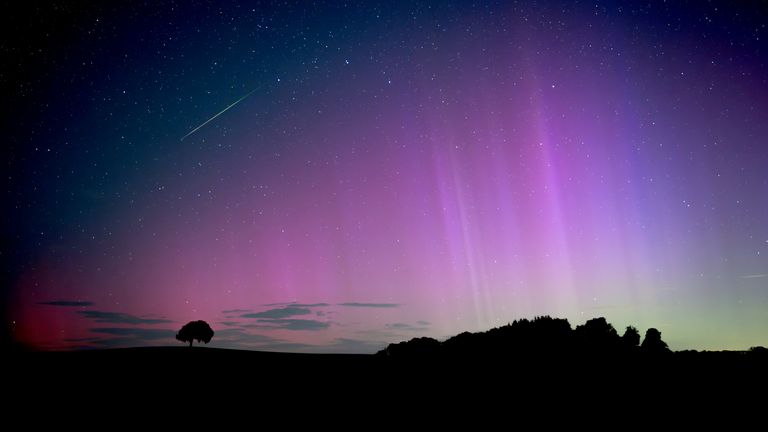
(180, 88), (258, 141)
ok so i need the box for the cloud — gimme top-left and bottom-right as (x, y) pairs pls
(219, 321), (242, 327)
(212, 328), (281, 344)
(211, 328), (319, 351)
(83, 337), (133, 348)
(90, 327), (175, 340)
(323, 338), (389, 354)
(222, 308), (252, 313)
(245, 319), (330, 331)
(218, 335), (384, 353)
(63, 337), (101, 343)
(386, 322), (430, 331)
(274, 319), (330, 331)
(241, 306), (312, 319)
(86, 336), (168, 348)
(39, 300), (94, 307)
(78, 311), (173, 325)
(354, 328), (403, 339)
(741, 274), (768, 279)
(338, 302), (399, 308)
(260, 302), (330, 307)
(386, 323), (412, 329)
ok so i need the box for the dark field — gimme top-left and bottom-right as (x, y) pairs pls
(7, 347), (765, 425)
(12, 347), (766, 400)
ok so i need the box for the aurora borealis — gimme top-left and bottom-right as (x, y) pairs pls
(4, 1), (767, 352)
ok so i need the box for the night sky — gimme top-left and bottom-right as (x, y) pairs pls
(4, 1), (767, 352)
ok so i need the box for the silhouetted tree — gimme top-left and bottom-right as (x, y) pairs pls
(377, 316), (680, 361)
(640, 328), (669, 354)
(622, 326), (641, 348)
(438, 316), (573, 359)
(574, 317), (621, 354)
(382, 337), (440, 357)
(176, 320), (214, 347)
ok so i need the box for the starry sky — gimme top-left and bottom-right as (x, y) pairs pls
(4, 1), (767, 352)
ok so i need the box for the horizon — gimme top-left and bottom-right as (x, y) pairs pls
(14, 313), (766, 354)
(5, 1), (767, 353)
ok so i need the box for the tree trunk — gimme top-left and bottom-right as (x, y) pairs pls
(189, 340), (193, 347)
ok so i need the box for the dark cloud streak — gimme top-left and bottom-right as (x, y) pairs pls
(339, 302), (399, 308)
(39, 300), (94, 307)
(90, 327), (175, 340)
(241, 306), (311, 319)
(246, 319), (330, 331)
(222, 308), (252, 313)
(386, 322), (430, 331)
(78, 311), (173, 325)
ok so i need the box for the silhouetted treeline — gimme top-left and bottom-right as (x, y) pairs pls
(377, 316), (675, 359)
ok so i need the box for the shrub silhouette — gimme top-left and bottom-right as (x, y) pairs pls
(574, 317), (621, 354)
(437, 316), (573, 359)
(381, 337), (440, 357)
(640, 328), (669, 354)
(176, 320), (214, 347)
(622, 326), (641, 349)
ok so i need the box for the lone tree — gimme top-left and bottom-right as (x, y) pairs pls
(176, 320), (214, 347)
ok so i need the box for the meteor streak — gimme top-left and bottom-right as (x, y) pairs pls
(181, 88), (258, 141)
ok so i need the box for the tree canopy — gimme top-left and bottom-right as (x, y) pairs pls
(176, 320), (214, 347)
(378, 316), (670, 359)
